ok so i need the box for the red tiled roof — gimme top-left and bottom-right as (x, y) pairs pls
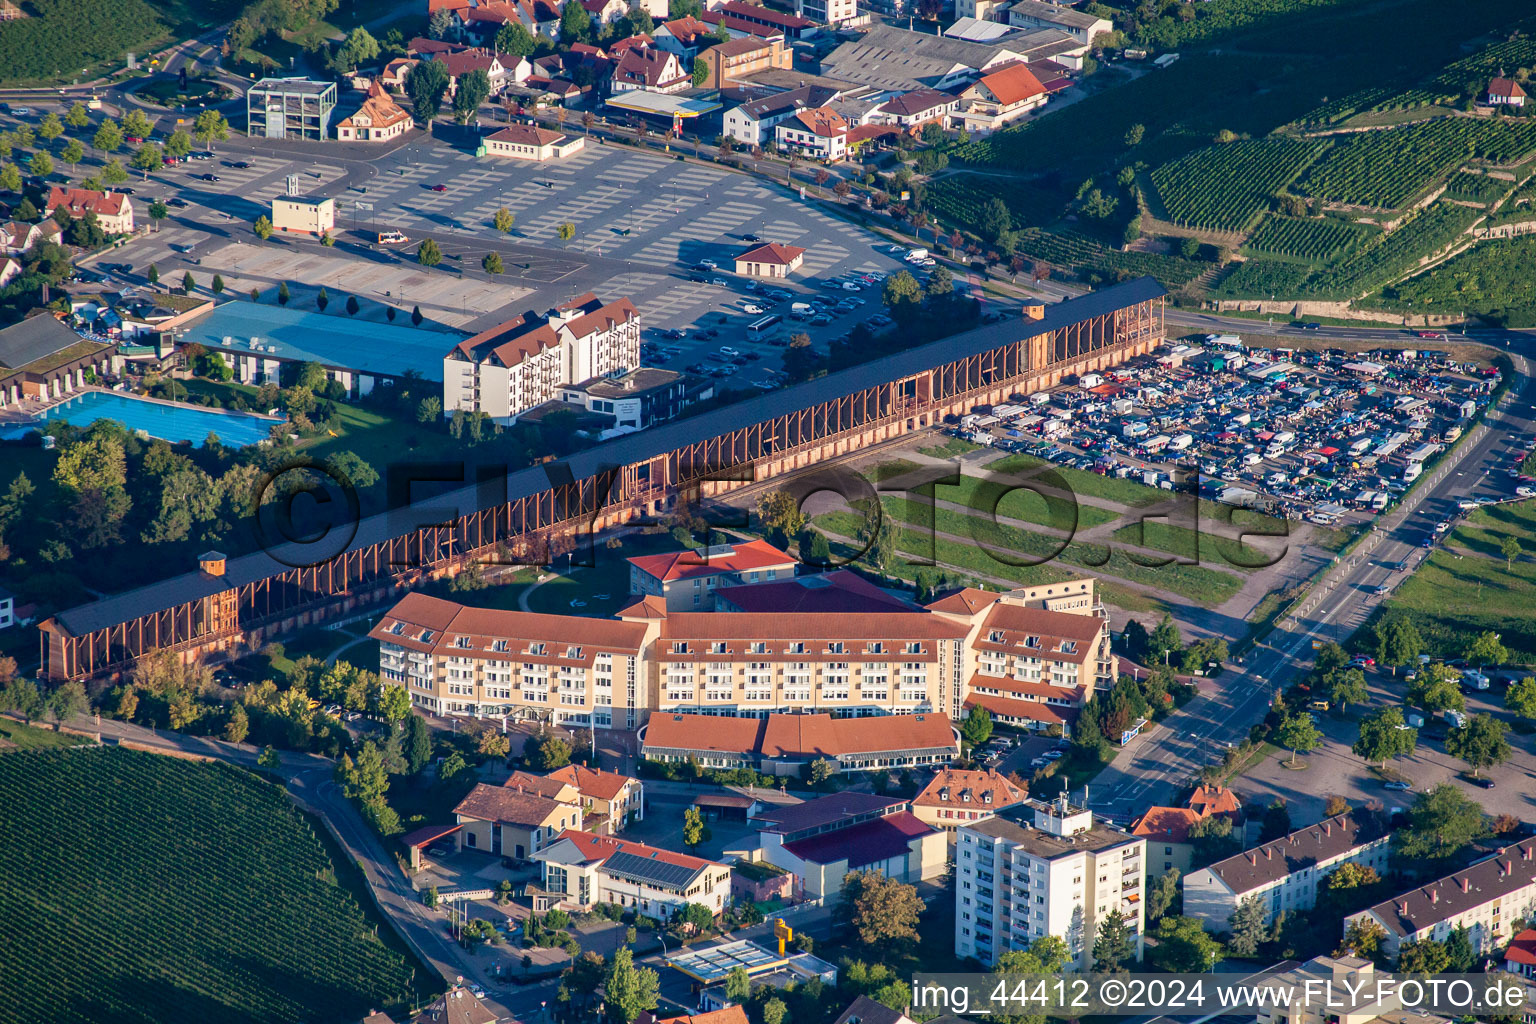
(545, 763), (635, 801)
(643, 713), (764, 755)
(369, 592), (648, 660)
(965, 692), (1077, 726)
(660, 14), (712, 43)
(337, 80), (410, 130)
(966, 673), (1083, 704)
(737, 242), (805, 266)
(1490, 77), (1527, 101)
(616, 46), (685, 87)
(1186, 783), (1242, 819)
(657, 1007), (752, 1024)
(878, 89), (953, 117)
(847, 124), (903, 146)
(486, 123), (569, 147)
(1129, 806), (1202, 844)
(718, 0), (810, 29)
(659, 611), (966, 644)
(1505, 929), (1536, 967)
(610, 33), (655, 54)
(46, 186), (128, 220)
(546, 829), (716, 872)
(782, 810), (933, 867)
(435, 49), (501, 77)
(973, 62), (1046, 106)
(505, 771), (574, 799)
(643, 712), (959, 759)
(913, 767), (1027, 809)
(617, 594), (669, 619)
(790, 105), (846, 138)
(455, 783), (568, 826)
(627, 538), (794, 583)
(714, 569), (920, 615)
(925, 587), (994, 616)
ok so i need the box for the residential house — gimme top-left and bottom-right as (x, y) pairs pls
(956, 796), (1145, 968)
(1504, 928), (1536, 978)
(626, 537), (796, 611)
(543, 763), (644, 830)
(874, 89), (957, 132)
(1131, 784), (1243, 876)
(434, 48), (510, 96)
(734, 241), (805, 278)
(44, 187), (133, 235)
(721, 84), (839, 146)
(380, 57), (418, 89)
(1488, 77), (1528, 107)
(833, 997), (917, 1024)
(534, 830), (732, 917)
(953, 61), (1048, 133)
(452, 781), (584, 861)
(794, 0), (856, 27)
(1345, 838), (1536, 960)
(612, 46), (690, 92)
(581, 0), (630, 25)
(441, 292), (641, 424)
(642, 711), (962, 775)
(774, 105), (847, 161)
(912, 767), (1028, 833)
(655, 15), (715, 61)
(416, 983), (505, 1024)
(1255, 956), (1453, 1024)
(1187, 783), (1243, 820)
(483, 123), (586, 160)
(1185, 814), (1391, 933)
(696, 35), (791, 89)
(753, 793), (946, 900)
(456, 0), (562, 43)
(1, 221), (42, 255)
(335, 81), (412, 141)
(0, 256), (18, 290)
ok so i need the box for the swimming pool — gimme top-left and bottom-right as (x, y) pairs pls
(1, 391), (284, 447)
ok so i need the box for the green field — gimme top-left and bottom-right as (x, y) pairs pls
(0, 718), (86, 751)
(1306, 200), (1482, 298)
(1213, 257), (1316, 298)
(924, 173), (1065, 238)
(873, 458), (1120, 530)
(987, 454), (1168, 508)
(1442, 171), (1516, 206)
(1379, 500), (1536, 658)
(0, 0), (245, 86)
(1378, 233), (1536, 326)
(1242, 214), (1378, 263)
(0, 748), (426, 1024)
(1149, 137), (1327, 232)
(1109, 521), (1271, 571)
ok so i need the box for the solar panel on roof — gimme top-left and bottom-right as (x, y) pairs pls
(602, 850), (699, 889)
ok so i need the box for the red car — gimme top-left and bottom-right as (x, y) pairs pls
(1417, 330), (1446, 339)
(428, 183), (447, 192)
(125, 135), (143, 144)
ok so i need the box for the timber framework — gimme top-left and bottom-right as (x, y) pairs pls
(39, 277), (1166, 681)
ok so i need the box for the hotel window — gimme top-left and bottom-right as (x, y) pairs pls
(710, 642), (727, 655)
(828, 641), (845, 654)
(528, 642), (547, 656)
(671, 642), (690, 654)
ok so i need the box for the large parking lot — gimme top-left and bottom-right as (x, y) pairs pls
(63, 118), (936, 391)
(954, 337), (1498, 523)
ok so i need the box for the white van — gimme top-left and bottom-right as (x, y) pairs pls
(904, 248), (929, 263)
(791, 302), (812, 314)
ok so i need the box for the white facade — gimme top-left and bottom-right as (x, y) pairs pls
(794, 0), (857, 25)
(956, 799), (1145, 969)
(535, 832), (732, 917)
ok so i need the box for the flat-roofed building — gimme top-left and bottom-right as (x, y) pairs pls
(0, 314), (115, 409)
(247, 77), (337, 140)
(1345, 838), (1536, 960)
(1185, 814), (1390, 933)
(1257, 955), (1453, 1024)
(698, 35), (792, 89)
(551, 367), (712, 438)
(753, 793), (946, 899)
(271, 194), (336, 236)
(956, 796), (1145, 968)
(534, 829), (732, 916)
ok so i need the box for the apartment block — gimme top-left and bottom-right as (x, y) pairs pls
(955, 797), (1146, 968)
(1183, 814), (1391, 933)
(442, 293), (640, 424)
(1346, 838), (1536, 960)
(627, 539), (797, 611)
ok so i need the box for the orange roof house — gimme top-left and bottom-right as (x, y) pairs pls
(913, 767), (1027, 831)
(641, 711), (960, 773)
(335, 81), (411, 142)
(626, 538), (795, 610)
(735, 242), (806, 278)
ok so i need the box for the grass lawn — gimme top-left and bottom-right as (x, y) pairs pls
(987, 454), (1166, 508)
(874, 459), (1120, 530)
(0, 718), (87, 751)
(916, 436), (983, 459)
(1109, 520), (1268, 571)
(0, 748), (429, 1023)
(1379, 500), (1536, 659)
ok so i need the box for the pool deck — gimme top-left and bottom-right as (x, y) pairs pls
(0, 386), (285, 439)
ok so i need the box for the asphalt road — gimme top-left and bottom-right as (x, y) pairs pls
(1090, 333), (1535, 817)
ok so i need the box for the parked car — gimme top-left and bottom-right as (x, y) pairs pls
(1468, 777), (1496, 789)
(428, 182), (447, 191)
(1383, 779), (1412, 791)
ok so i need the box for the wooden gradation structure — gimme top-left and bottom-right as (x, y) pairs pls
(39, 278), (1165, 681)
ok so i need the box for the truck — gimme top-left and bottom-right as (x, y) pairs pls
(377, 230), (409, 244)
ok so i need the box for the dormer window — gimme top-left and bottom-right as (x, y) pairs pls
(672, 642), (690, 654)
(710, 641), (727, 655)
(905, 642), (921, 654)
(1060, 641), (1077, 655)
(566, 645), (584, 659)
(868, 641), (885, 654)
(962, 790), (972, 802)
(828, 641), (845, 654)
(1025, 636), (1041, 649)
(988, 629), (1005, 643)
(787, 642), (805, 654)
(454, 636), (471, 649)
(983, 791), (993, 803)
(528, 642), (547, 656)
(939, 787), (950, 801)
(492, 640), (509, 653)
(750, 642), (767, 654)
(388, 622), (405, 635)
(420, 630), (435, 643)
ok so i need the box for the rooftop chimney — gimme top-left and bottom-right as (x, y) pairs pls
(1323, 822), (1331, 837)
(1397, 900), (1409, 915)
(1246, 852), (1257, 865)
(1022, 301), (1045, 321)
(1430, 888), (1439, 904)
(1460, 877), (1470, 893)
(1264, 847), (1273, 860)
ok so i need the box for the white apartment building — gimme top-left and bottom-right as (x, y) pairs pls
(956, 797), (1146, 969)
(1183, 814), (1391, 933)
(534, 830), (733, 917)
(774, 106), (848, 162)
(722, 85), (840, 146)
(1346, 838), (1536, 961)
(442, 292), (641, 424)
(794, 0), (857, 26)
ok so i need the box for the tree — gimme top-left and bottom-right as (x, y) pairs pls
(1465, 630), (1507, 669)
(1092, 909), (1134, 973)
(1353, 707), (1417, 767)
(560, 0), (592, 40)
(316, 287), (329, 311)
(331, 26), (380, 72)
(1506, 676), (1536, 721)
(38, 111), (63, 143)
(378, 684), (411, 725)
(100, 157), (128, 186)
(120, 109), (152, 139)
(417, 238), (442, 267)
(1375, 617), (1423, 676)
(405, 712), (432, 773)
(1338, 917), (1385, 961)
(1396, 784), (1487, 863)
(1327, 668), (1369, 712)
(1396, 938), (1450, 974)
(0, 163), (20, 194)
(838, 870), (922, 950)
(453, 68), (492, 124)
(1502, 534), (1521, 569)
(193, 110), (230, 149)
(724, 966), (751, 1002)
(960, 705), (993, 749)
(494, 206), (515, 233)
(225, 703), (250, 744)
(408, 59), (451, 128)
(258, 746), (282, 771)
(691, 56), (709, 87)
(147, 199), (168, 233)
(1276, 712), (1321, 767)
(1149, 613), (1182, 662)
(65, 102), (90, 130)
(1188, 813), (1239, 865)
(557, 222), (575, 245)
(29, 150), (52, 178)
(146, 263), (160, 286)
(1445, 713), (1510, 778)
(1260, 799), (1291, 843)
(526, 729), (572, 770)
(604, 948), (660, 1024)
(93, 119), (123, 154)
(130, 143), (160, 180)
(1227, 896), (1267, 957)
(683, 805), (705, 849)
(1444, 925), (1476, 973)
(755, 490), (807, 540)
(1124, 122), (1145, 146)
(1150, 916), (1223, 972)
(762, 998), (787, 1024)
(211, 274), (225, 295)
(882, 269), (922, 320)
(1408, 664), (1464, 713)
(477, 728), (511, 760)
(59, 138), (84, 172)
(164, 129), (192, 160)
(495, 20), (537, 57)
(482, 251), (504, 274)
(253, 214), (273, 240)
(277, 281), (290, 305)
(925, 265), (954, 302)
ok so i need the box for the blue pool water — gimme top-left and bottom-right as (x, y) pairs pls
(2, 391), (283, 447)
